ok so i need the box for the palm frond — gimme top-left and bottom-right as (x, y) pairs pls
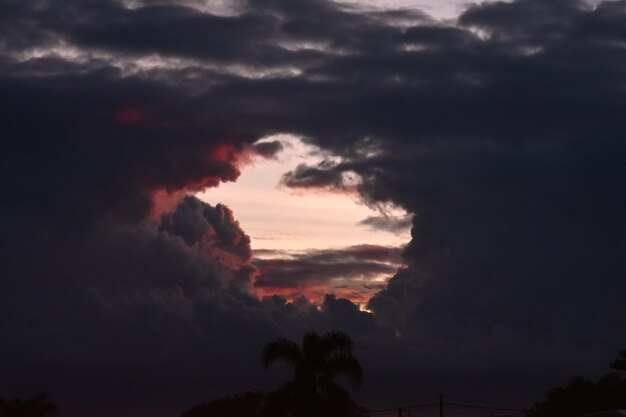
(322, 330), (354, 355)
(302, 331), (323, 357)
(262, 338), (302, 369)
(327, 354), (364, 388)
(302, 331), (322, 347)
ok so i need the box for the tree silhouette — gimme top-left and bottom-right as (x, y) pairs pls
(0, 395), (58, 417)
(529, 349), (626, 417)
(262, 330), (365, 417)
(180, 392), (265, 417)
(610, 349), (626, 372)
(528, 373), (626, 417)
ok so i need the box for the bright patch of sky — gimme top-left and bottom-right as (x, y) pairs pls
(136, 0), (604, 21)
(197, 135), (410, 253)
(340, 0), (477, 20)
(184, 0), (492, 20)
(341, 0), (603, 20)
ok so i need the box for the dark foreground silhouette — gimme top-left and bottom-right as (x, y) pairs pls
(528, 350), (626, 417)
(0, 395), (58, 417)
(181, 392), (265, 417)
(4, 343), (624, 416)
(182, 330), (366, 417)
(262, 330), (365, 417)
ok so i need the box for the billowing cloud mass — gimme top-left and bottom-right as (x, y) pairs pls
(1, 0), (626, 416)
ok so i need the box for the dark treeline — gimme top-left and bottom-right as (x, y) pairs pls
(182, 330), (367, 417)
(0, 395), (57, 417)
(182, 346), (626, 417)
(181, 392), (265, 417)
(528, 350), (626, 417)
(4, 344), (625, 416)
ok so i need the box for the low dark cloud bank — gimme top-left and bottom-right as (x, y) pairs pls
(1, 0), (626, 415)
(254, 245), (402, 301)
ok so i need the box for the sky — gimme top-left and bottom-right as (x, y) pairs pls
(1, 0), (626, 416)
(198, 134), (410, 303)
(199, 135), (410, 252)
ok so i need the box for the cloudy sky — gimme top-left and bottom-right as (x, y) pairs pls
(1, 0), (626, 416)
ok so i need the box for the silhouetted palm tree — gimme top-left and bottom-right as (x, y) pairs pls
(262, 330), (364, 417)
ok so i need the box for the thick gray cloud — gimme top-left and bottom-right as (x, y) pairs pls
(0, 195), (387, 416)
(253, 245), (402, 301)
(358, 214), (413, 233)
(280, 161), (351, 191)
(1, 0), (626, 415)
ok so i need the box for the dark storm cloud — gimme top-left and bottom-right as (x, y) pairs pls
(280, 160), (350, 190)
(251, 140), (284, 158)
(253, 245), (402, 294)
(2, 0), (626, 415)
(257, 244), (403, 265)
(0, 194), (387, 416)
(358, 214), (413, 233)
(160, 196), (253, 263)
(271, 0), (626, 398)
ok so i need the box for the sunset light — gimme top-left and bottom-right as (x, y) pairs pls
(3, 0), (625, 416)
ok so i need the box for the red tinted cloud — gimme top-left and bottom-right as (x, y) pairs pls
(253, 245), (403, 304)
(114, 106), (148, 125)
